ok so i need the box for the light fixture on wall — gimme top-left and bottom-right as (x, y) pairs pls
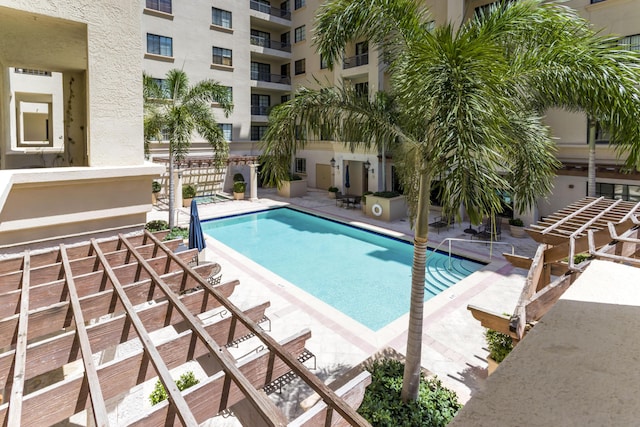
(364, 159), (374, 174)
(330, 157), (339, 170)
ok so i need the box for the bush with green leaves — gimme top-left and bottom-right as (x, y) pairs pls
(233, 181), (247, 193)
(145, 220), (169, 232)
(149, 371), (200, 405)
(233, 173), (245, 182)
(508, 218), (524, 227)
(165, 227), (188, 241)
(485, 329), (513, 363)
(328, 186), (339, 192)
(182, 184), (197, 199)
(152, 181), (161, 193)
(358, 359), (461, 427)
(372, 191), (401, 199)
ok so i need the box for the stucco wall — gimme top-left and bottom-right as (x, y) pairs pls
(0, 0), (144, 166)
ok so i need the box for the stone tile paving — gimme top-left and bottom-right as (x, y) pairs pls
(148, 188), (539, 423)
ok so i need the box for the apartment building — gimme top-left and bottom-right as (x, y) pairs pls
(142, 0), (640, 220)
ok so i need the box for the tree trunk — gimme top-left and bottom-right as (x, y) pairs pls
(401, 172), (431, 402)
(587, 118), (597, 197)
(168, 149), (175, 229)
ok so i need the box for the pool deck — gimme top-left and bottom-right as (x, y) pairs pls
(148, 188), (539, 421)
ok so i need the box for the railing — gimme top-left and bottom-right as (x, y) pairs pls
(429, 237), (515, 268)
(249, 0), (291, 20)
(343, 53), (369, 69)
(250, 72), (291, 85)
(250, 36), (291, 52)
(251, 105), (270, 116)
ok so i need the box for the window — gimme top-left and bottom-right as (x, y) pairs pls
(281, 63), (290, 78)
(218, 124), (232, 142)
(251, 62), (271, 80)
(251, 94), (271, 115)
(212, 8), (232, 28)
(294, 26), (306, 43)
(355, 82), (369, 97)
(294, 0), (305, 9)
(281, 32), (291, 47)
(251, 125), (268, 141)
(620, 34), (640, 52)
(147, 33), (173, 57)
(151, 78), (170, 98)
(212, 47), (233, 66)
(587, 119), (610, 144)
(320, 55), (328, 69)
(222, 86), (233, 103)
(146, 0), (171, 13)
(160, 128), (171, 141)
(590, 0), (606, 3)
(595, 182), (640, 201)
(295, 158), (306, 173)
(281, 95), (290, 103)
(294, 59), (305, 75)
(251, 29), (271, 48)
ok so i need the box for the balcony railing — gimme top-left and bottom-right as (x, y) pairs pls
(250, 72), (291, 85)
(249, 1), (291, 20)
(250, 36), (291, 53)
(343, 53), (369, 69)
(251, 105), (270, 115)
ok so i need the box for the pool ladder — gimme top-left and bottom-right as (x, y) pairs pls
(428, 237), (515, 270)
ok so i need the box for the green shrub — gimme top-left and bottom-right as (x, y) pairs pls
(145, 220), (169, 232)
(358, 359), (461, 427)
(328, 186), (339, 192)
(149, 371), (200, 405)
(152, 181), (161, 193)
(508, 218), (524, 226)
(233, 181), (247, 193)
(182, 184), (196, 199)
(372, 191), (401, 198)
(287, 172), (302, 181)
(573, 253), (592, 264)
(485, 329), (513, 363)
(362, 191), (374, 203)
(164, 227), (188, 241)
(233, 173), (245, 182)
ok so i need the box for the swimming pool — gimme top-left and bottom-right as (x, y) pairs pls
(202, 208), (483, 331)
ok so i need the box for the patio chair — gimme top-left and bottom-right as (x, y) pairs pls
(351, 196), (362, 209)
(429, 214), (455, 233)
(335, 191), (346, 207)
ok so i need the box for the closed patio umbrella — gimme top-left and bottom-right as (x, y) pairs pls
(188, 199), (206, 253)
(344, 164), (350, 193)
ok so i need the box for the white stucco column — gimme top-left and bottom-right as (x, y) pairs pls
(249, 163), (258, 201)
(175, 169), (183, 224)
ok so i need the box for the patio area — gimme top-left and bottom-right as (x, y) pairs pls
(147, 187), (539, 421)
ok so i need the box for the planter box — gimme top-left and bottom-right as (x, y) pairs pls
(277, 179), (307, 198)
(509, 225), (526, 238)
(364, 195), (408, 222)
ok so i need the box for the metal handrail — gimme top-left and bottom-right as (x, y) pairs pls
(428, 237), (515, 269)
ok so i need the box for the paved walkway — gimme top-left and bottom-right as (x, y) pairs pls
(148, 189), (538, 422)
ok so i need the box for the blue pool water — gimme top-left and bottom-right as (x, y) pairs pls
(202, 208), (483, 331)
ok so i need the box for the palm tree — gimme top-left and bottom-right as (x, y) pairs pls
(260, 0), (640, 403)
(144, 69), (232, 228)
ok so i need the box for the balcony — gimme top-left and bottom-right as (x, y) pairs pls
(343, 53), (369, 69)
(250, 36), (291, 53)
(250, 72), (290, 85)
(249, 1), (291, 20)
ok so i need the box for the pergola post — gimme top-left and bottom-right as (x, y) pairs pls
(249, 163), (258, 201)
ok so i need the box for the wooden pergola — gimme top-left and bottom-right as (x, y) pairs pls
(0, 230), (370, 426)
(469, 197), (640, 341)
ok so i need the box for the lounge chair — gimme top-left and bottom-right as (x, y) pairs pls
(429, 214), (455, 233)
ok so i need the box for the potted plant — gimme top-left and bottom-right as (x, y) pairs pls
(233, 181), (246, 200)
(508, 217), (525, 238)
(277, 173), (307, 198)
(485, 329), (513, 375)
(151, 181), (161, 206)
(182, 184), (196, 207)
(233, 172), (245, 183)
(328, 186), (339, 198)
